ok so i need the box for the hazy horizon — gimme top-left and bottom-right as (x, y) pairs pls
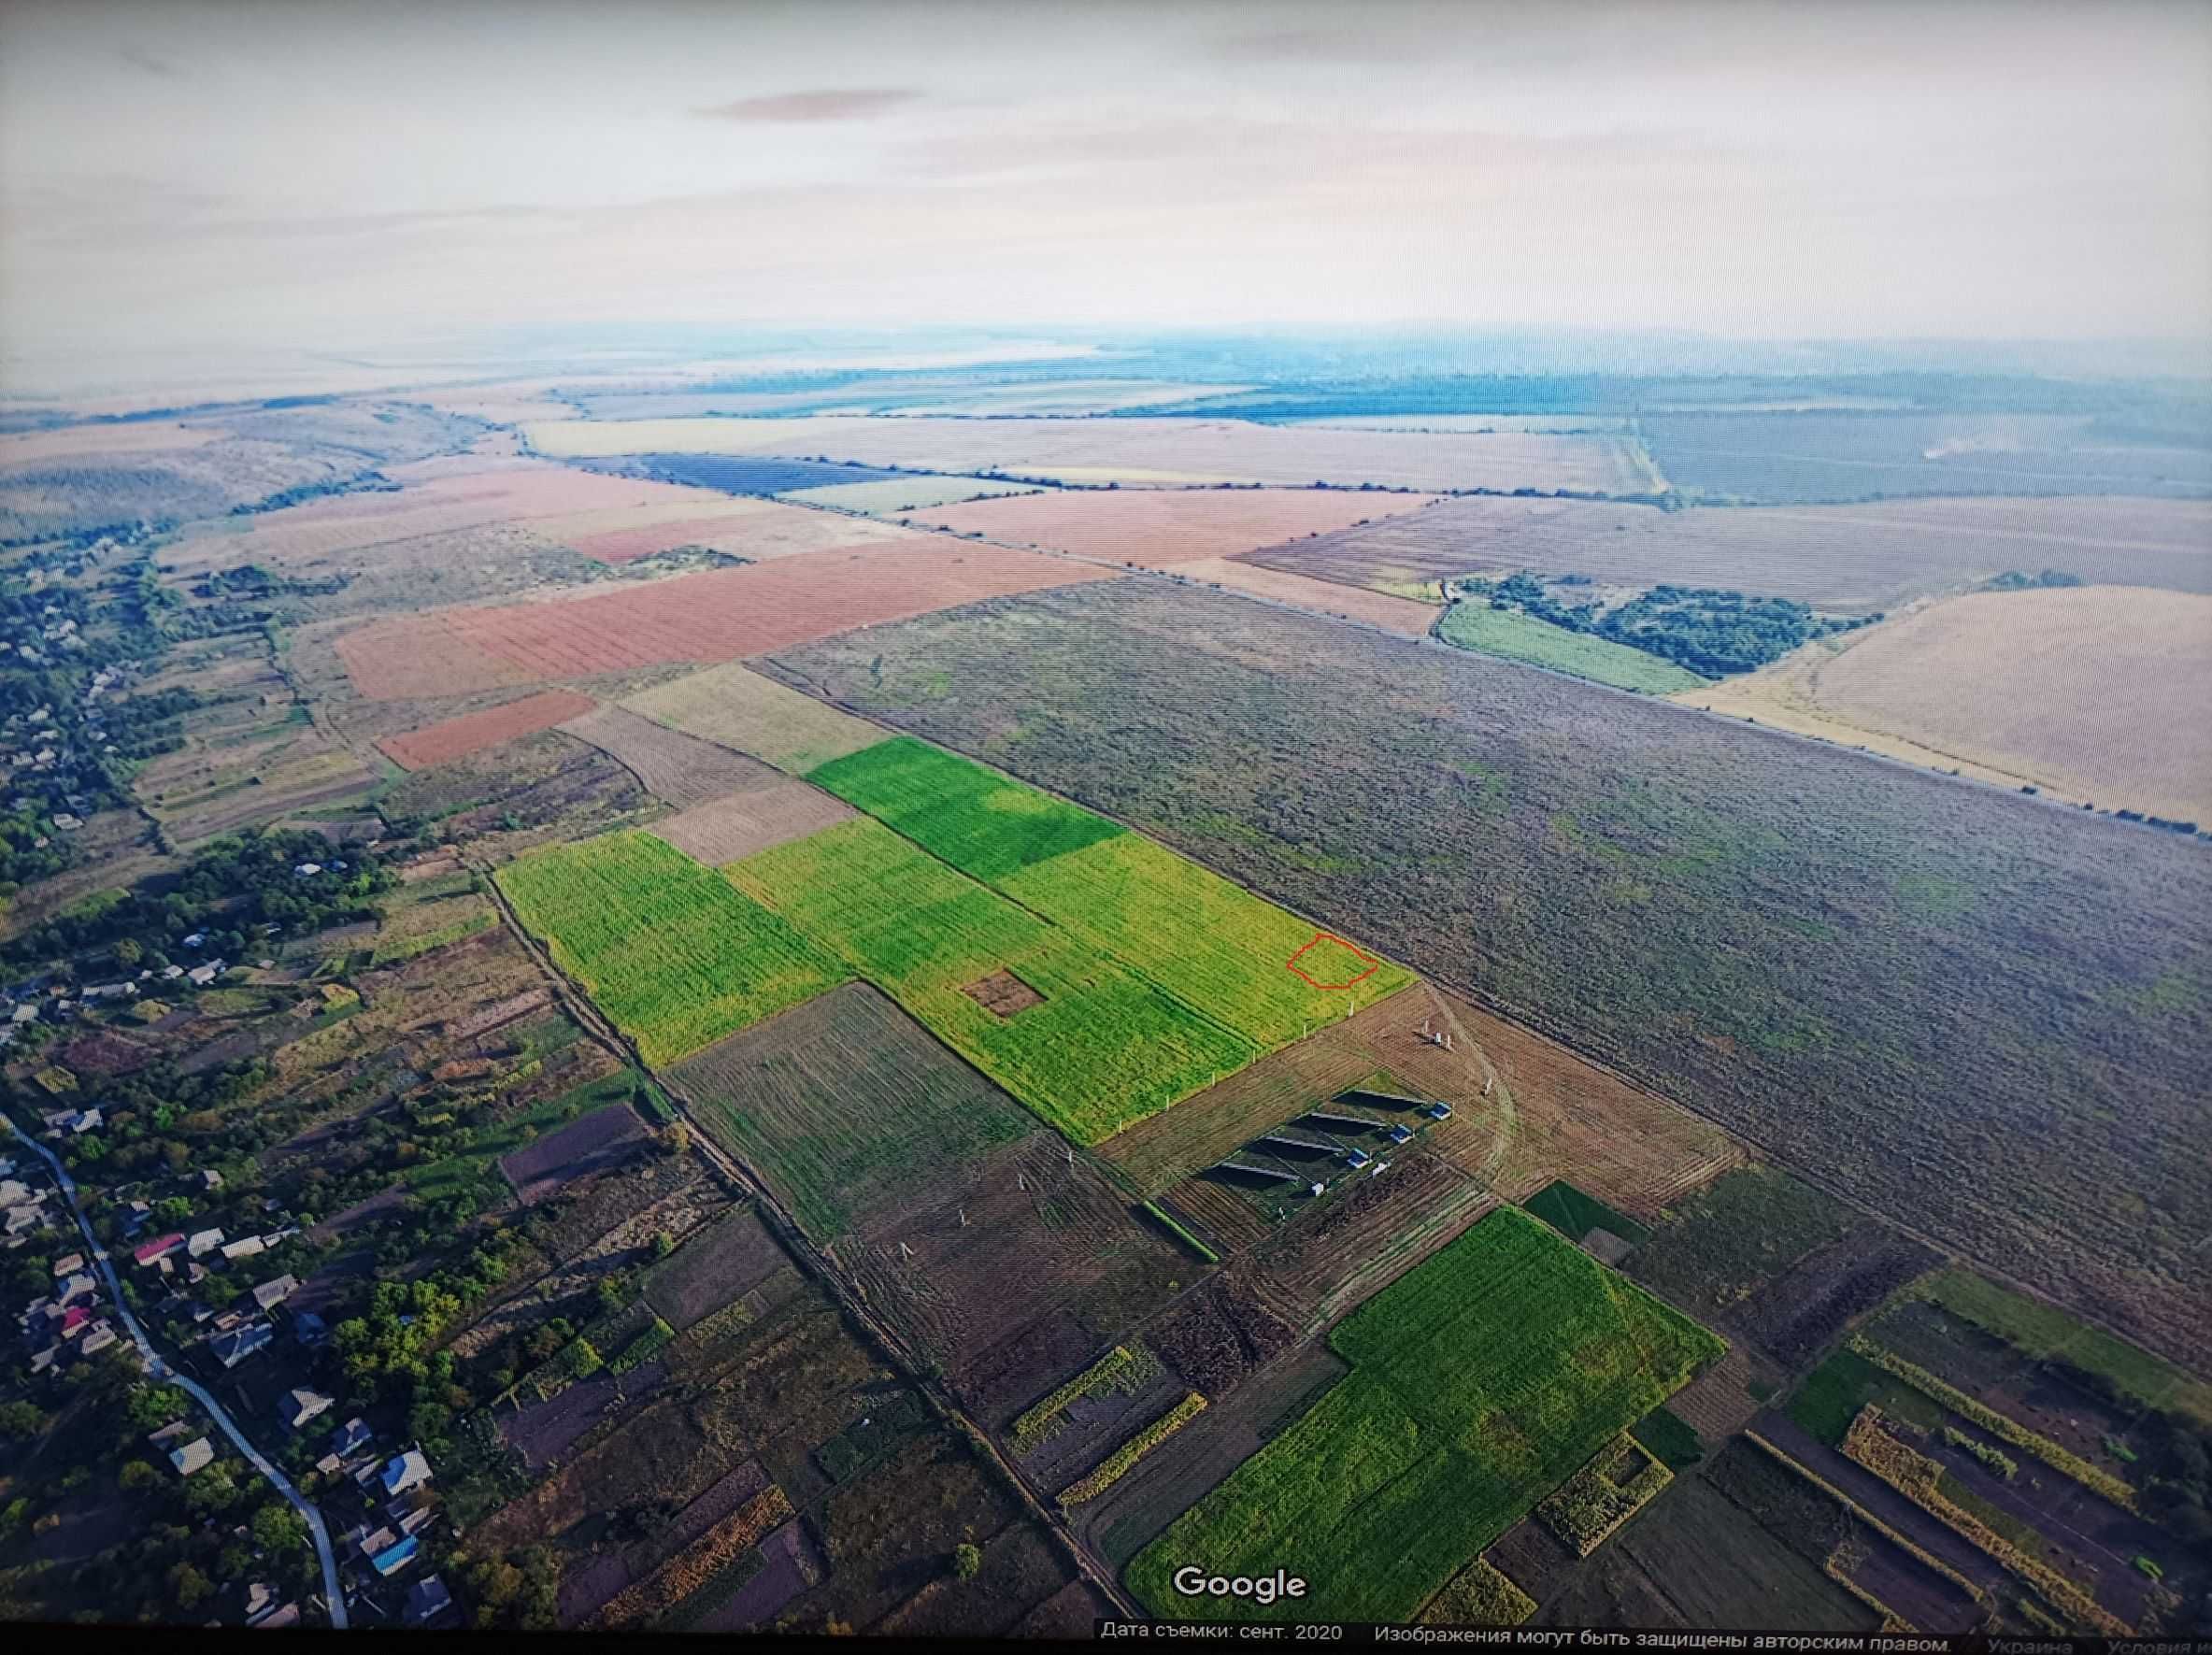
(5, 0), (2210, 379)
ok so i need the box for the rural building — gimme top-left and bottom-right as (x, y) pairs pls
(219, 1234), (265, 1263)
(78, 1320), (115, 1355)
(330, 1417), (373, 1458)
(280, 1387), (334, 1431)
(196, 1169), (223, 1192)
(185, 962), (226, 987)
(133, 1233), (184, 1267)
(378, 1448), (433, 1497)
(369, 1535), (420, 1577)
(405, 1577), (451, 1624)
(64, 1107), (102, 1133)
(293, 1309), (329, 1348)
(253, 1605), (300, 1630)
(54, 1271), (96, 1305)
(3, 1202), (45, 1236)
(210, 1321), (273, 1368)
(58, 1305), (90, 1338)
(49, 1251), (82, 1276)
(186, 1228), (224, 1258)
(242, 1583), (278, 1623)
(251, 1274), (298, 1311)
(168, 1437), (214, 1477)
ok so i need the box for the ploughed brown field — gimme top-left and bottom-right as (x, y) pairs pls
(332, 541), (1122, 698)
(904, 487), (1441, 564)
(376, 688), (598, 770)
(1236, 493), (2212, 611)
(766, 577), (2212, 1368)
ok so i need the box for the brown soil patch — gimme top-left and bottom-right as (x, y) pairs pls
(646, 781), (855, 864)
(961, 969), (1045, 1018)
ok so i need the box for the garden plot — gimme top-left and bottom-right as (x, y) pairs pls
(1130, 1207), (1723, 1622)
(556, 703), (784, 807)
(621, 662), (884, 773)
(377, 689), (597, 770)
(497, 1101), (650, 1206)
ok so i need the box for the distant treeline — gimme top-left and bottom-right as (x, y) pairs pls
(1475, 572), (1873, 677)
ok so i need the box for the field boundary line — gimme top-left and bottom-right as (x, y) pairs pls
(470, 849), (1145, 1620)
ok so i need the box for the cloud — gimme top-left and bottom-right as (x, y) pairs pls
(116, 45), (182, 79)
(692, 88), (920, 123)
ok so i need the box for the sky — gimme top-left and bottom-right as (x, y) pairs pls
(3, 0), (2209, 376)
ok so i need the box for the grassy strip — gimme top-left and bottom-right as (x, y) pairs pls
(596, 1485), (793, 1629)
(659, 1548), (767, 1633)
(1841, 1408), (2126, 1635)
(1011, 1346), (1158, 1456)
(1905, 1268), (2212, 1427)
(369, 908), (494, 965)
(608, 1318), (677, 1376)
(1848, 1336), (2136, 1511)
(519, 1336), (602, 1406)
(1142, 1201), (1220, 1264)
(1742, 1431), (1991, 1610)
(1418, 1558), (1536, 1627)
(1438, 603), (1708, 693)
(1059, 1392), (1207, 1507)
(1943, 1427), (2019, 1480)
(1534, 1434), (1672, 1556)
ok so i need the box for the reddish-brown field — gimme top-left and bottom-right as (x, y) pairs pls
(564, 503), (920, 564)
(1164, 557), (1438, 636)
(335, 542), (1121, 699)
(375, 688), (598, 770)
(165, 457), (757, 571)
(1237, 493), (2212, 612)
(906, 488), (1440, 565)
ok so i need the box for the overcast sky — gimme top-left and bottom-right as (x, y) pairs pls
(3, 0), (2209, 369)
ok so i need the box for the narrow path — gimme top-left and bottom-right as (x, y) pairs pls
(3, 1113), (350, 1630)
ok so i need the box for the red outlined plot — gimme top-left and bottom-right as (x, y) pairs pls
(1285, 931), (1383, 992)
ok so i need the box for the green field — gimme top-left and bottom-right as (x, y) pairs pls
(998, 832), (1416, 1049)
(1438, 605), (1709, 693)
(807, 736), (1125, 880)
(669, 982), (1038, 1242)
(403, 1067), (646, 1201)
(1129, 1207), (1723, 1622)
(1905, 1268), (2212, 1427)
(496, 831), (845, 1066)
(1525, 1179), (1654, 1248)
(728, 818), (1255, 1143)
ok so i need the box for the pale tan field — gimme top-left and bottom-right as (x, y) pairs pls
(779, 476), (1049, 514)
(521, 415), (1653, 492)
(1676, 586), (2212, 821)
(621, 663), (885, 773)
(901, 487), (1441, 565)
(1163, 557), (1440, 636)
(0, 421), (226, 464)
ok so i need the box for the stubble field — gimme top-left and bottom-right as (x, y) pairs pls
(522, 414), (1656, 492)
(1237, 493), (2212, 611)
(763, 578), (2212, 1368)
(902, 487), (1441, 564)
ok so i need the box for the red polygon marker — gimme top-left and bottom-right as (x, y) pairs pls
(1285, 931), (1382, 992)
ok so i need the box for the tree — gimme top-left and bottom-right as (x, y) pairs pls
(952, 1543), (982, 1580)
(0, 1399), (46, 1440)
(165, 1562), (213, 1611)
(118, 1460), (160, 1491)
(664, 1122), (691, 1158)
(251, 1502), (308, 1554)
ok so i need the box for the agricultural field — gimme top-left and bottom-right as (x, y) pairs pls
(591, 453), (905, 495)
(727, 817), (1253, 1142)
(1638, 411), (2212, 504)
(901, 487), (1441, 565)
(621, 662), (885, 773)
(1438, 603), (1709, 692)
(669, 982), (1039, 1243)
(0, 419), (226, 464)
(1128, 1207), (1723, 1622)
(496, 829), (845, 1065)
(331, 540), (1120, 699)
(1237, 493), (2212, 611)
(782, 475), (1049, 514)
(646, 782), (855, 865)
(369, 725), (648, 844)
(1699, 587), (2212, 822)
(377, 689), (597, 770)
(555, 703), (785, 807)
(804, 736), (1123, 881)
(521, 414), (1660, 492)
(1166, 556), (1443, 635)
(763, 578), (2212, 1368)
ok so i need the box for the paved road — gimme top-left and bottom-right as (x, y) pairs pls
(5, 1113), (350, 1629)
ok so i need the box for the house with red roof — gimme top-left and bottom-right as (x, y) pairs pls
(132, 1233), (184, 1267)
